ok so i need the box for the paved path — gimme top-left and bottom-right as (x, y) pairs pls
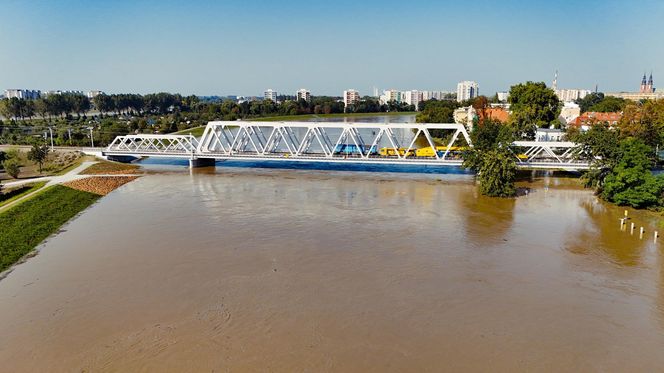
(0, 161), (138, 213)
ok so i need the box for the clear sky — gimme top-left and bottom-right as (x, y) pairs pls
(1, 0), (662, 96)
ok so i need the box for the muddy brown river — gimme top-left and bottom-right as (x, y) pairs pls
(0, 166), (663, 372)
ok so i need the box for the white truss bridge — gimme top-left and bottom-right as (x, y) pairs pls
(104, 121), (591, 170)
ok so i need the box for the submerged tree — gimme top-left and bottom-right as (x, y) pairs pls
(463, 120), (517, 197)
(601, 138), (664, 209)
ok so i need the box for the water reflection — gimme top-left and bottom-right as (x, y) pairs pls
(567, 200), (649, 266)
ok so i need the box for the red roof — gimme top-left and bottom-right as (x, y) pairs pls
(572, 112), (622, 127)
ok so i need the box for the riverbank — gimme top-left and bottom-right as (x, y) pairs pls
(0, 160), (141, 274)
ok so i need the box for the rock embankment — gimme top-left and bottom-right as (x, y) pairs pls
(63, 176), (138, 195)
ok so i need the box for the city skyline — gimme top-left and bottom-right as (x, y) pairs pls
(1, 0), (663, 96)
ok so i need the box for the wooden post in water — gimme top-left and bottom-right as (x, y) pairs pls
(631, 222), (635, 235)
(624, 210), (628, 217)
(655, 231), (659, 244)
(620, 218), (625, 230)
(640, 227), (645, 239)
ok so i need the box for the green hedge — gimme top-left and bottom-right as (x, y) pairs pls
(0, 185), (100, 271)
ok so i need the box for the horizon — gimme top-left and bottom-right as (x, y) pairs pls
(1, 0), (662, 96)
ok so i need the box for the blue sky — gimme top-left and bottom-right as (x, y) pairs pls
(1, 0), (662, 96)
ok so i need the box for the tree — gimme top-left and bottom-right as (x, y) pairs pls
(462, 120), (517, 197)
(2, 158), (20, 179)
(568, 123), (621, 189)
(588, 96), (626, 113)
(27, 144), (49, 173)
(508, 82), (561, 138)
(93, 94), (114, 116)
(576, 92), (604, 113)
(601, 138), (664, 208)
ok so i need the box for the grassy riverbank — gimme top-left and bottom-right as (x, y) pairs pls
(0, 181), (47, 209)
(0, 185), (100, 272)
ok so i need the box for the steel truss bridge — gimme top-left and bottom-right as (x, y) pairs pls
(104, 121), (590, 170)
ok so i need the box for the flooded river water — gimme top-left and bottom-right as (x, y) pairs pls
(0, 165), (663, 371)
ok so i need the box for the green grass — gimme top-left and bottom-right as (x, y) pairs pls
(248, 112), (416, 122)
(0, 185), (101, 272)
(0, 181), (47, 208)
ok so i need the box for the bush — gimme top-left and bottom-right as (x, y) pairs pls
(2, 159), (20, 178)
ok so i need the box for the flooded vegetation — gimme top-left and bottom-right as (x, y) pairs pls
(0, 165), (662, 371)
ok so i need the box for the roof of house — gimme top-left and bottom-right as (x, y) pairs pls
(571, 112), (622, 127)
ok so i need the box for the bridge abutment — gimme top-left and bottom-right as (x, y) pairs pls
(189, 157), (216, 168)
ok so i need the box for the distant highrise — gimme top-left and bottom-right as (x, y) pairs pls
(343, 89), (360, 108)
(296, 88), (310, 102)
(264, 89), (278, 102)
(4, 89), (41, 99)
(456, 81), (479, 102)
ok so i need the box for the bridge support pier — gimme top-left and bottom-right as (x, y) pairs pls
(189, 157), (215, 168)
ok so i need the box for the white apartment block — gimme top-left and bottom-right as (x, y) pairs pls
(296, 88), (311, 102)
(343, 89), (360, 108)
(86, 90), (104, 99)
(555, 89), (591, 102)
(401, 90), (423, 109)
(379, 89), (400, 105)
(496, 91), (509, 102)
(4, 89), (41, 99)
(264, 89), (278, 102)
(421, 91), (454, 101)
(456, 81), (479, 102)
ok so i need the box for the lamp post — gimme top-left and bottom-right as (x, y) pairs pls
(48, 127), (54, 151)
(88, 126), (94, 148)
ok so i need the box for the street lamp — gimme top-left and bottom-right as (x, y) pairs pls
(48, 127), (54, 151)
(87, 126), (94, 148)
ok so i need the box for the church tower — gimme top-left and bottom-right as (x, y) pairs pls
(647, 73), (654, 93)
(640, 73), (648, 93)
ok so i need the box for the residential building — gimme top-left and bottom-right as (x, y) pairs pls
(343, 89), (360, 108)
(264, 89), (278, 102)
(421, 91), (455, 101)
(453, 106), (477, 129)
(401, 90), (423, 110)
(555, 89), (591, 102)
(42, 90), (84, 97)
(296, 88), (311, 102)
(86, 90), (104, 99)
(558, 102), (581, 125)
(571, 111), (622, 130)
(496, 91), (509, 102)
(456, 81), (479, 102)
(536, 128), (564, 142)
(4, 89), (41, 99)
(479, 107), (509, 123)
(379, 89), (400, 105)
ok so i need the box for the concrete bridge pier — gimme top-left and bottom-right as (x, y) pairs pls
(189, 157), (216, 168)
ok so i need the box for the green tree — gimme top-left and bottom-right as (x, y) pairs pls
(463, 120), (517, 197)
(508, 82), (561, 138)
(601, 138), (664, 208)
(27, 144), (49, 173)
(575, 92), (604, 113)
(2, 158), (20, 179)
(568, 123), (621, 189)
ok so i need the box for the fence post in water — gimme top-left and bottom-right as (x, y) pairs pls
(639, 227), (644, 239)
(620, 218), (625, 230)
(655, 231), (659, 244)
(631, 222), (635, 235)
(624, 210), (628, 217)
